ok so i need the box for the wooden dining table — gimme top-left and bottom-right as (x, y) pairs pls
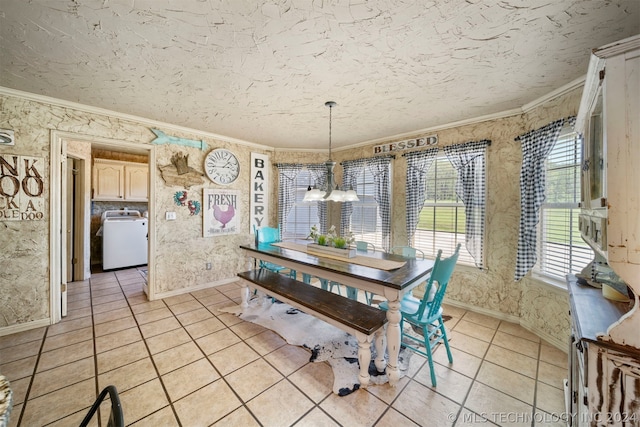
(239, 240), (435, 386)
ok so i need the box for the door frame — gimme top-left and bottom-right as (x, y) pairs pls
(50, 130), (156, 323)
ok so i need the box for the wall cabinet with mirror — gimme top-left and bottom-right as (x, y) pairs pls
(567, 35), (640, 427)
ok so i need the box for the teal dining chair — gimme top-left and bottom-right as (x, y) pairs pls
(355, 241), (376, 252)
(389, 246), (425, 259)
(254, 226), (296, 279)
(379, 243), (461, 387)
(348, 241), (377, 304)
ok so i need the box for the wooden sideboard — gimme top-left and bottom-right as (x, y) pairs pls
(566, 275), (639, 427)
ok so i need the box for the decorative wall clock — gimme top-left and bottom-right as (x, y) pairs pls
(204, 148), (240, 185)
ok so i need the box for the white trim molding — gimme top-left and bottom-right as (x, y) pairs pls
(0, 318), (51, 337)
(444, 299), (568, 352)
(152, 277), (239, 301)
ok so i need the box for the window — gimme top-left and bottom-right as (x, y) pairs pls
(534, 128), (592, 280)
(348, 167), (383, 248)
(413, 156), (478, 265)
(281, 170), (320, 239)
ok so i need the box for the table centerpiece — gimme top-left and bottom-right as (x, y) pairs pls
(306, 225), (356, 258)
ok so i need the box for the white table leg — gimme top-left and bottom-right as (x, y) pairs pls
(385, 298), (402, 386)
(240, 281), (250, 308)
(355, 332), (372, 388)
(374, 329), (386, 373)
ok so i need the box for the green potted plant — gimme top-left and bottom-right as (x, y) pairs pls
(306, 225), (356, 258)
(333, 236), (347, 249)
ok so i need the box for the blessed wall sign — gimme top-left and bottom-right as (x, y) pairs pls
(373, 135), (438, 154)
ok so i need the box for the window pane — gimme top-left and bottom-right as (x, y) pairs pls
(348, 167), (383, 248)
(413, 156), (479, 266)
(535, 129), (593, 280)
(282, 170), (320, 239)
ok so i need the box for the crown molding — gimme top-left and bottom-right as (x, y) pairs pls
(340, 108), (524, 152)
(520, 75), (585, 113)
(0, 86), (272, 152)
(343, 77), (585, 152)
(1, 79), (586, 154)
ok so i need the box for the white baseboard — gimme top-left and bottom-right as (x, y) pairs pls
(444, 299), (520, 323)
(151, 277), (238, 301)
(444, 299), (567, 352)
(519, 322), (567, 353)
(0, 318), (50, 337)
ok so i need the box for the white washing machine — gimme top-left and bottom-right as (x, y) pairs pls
(100, 210), (148, 270)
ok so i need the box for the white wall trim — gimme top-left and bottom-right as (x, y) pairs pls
(520, 320), (568, 353)
(0, 86), (272, 152)
(0, 318), (51, 337)
(50, 131), (63, 324)
(521, 75), (585, 113)
(444, 299), (520, 323)
(152, 277), (239, 301)
(2, 79), (585, 156)
(50, 130), (157, 319)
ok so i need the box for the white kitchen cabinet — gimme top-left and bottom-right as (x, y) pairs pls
(124, 163), (149, 201)
(93, 158), (148, 201)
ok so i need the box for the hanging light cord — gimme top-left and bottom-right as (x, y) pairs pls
(326, 101), (336, 161)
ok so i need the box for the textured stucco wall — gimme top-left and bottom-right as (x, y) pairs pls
(0, 88), (581, 348)
(0, 96), (52, 326)
(0, 93), (272, 326)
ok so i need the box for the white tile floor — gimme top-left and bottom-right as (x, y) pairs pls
(0, 267), (569, 426)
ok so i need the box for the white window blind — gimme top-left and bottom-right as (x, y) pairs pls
(413, 156), (478, 265)
(282, 170), (320, 240)
(535, 128), (593, 280)
(349, 167), (383, 248)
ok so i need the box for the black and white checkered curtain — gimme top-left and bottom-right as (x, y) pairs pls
(306, 164), (329, 234)
(340, 159), (366, 237)
(404, 148), (439, 244)
(444, 140), (489, 268)
(275, 163), (303, 235)
(341, 156), (394, 251)
(514, 118), (571, 281)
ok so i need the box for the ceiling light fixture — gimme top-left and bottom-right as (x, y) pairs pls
(303, 101), (359, 203)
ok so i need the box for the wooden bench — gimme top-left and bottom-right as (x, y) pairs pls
(237, 269), (387, 388)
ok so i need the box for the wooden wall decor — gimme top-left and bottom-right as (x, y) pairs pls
(158, 151), (205, 188)
(150, 129), (208, 151)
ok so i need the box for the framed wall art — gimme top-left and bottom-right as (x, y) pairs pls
(203, 188), (239, 237)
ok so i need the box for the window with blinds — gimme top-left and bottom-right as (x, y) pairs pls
(534, 128), (593, 280)
(412, 156), (478, 265)
(282, 170), (320, 239)
(348, 167), (383, 248)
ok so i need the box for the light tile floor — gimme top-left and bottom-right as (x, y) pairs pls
(0, 267), (570, 427)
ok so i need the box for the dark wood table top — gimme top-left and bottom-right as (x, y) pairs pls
(240, 242), (434, 291)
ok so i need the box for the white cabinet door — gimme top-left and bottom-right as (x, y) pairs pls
(93, 159), (149, 201)
(125, 164), (149, 201)
(93, 159), (124, 200)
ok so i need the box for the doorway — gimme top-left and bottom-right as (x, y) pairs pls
(50, 131), (156, 323)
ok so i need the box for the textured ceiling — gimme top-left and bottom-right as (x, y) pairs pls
(1, 1), (638, 149)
